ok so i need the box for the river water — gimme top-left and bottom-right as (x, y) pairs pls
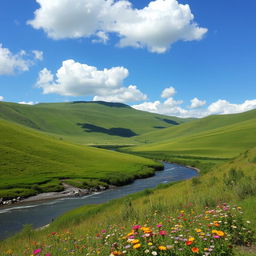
(0, 162), (197, 240)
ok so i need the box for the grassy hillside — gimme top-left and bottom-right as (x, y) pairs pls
(0, 118), (162, 199)
(1, 147), (256, 255)
(129, 110), (256, 167)
(0, 101), (191, 145)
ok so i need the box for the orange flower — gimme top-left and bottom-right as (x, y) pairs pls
(216, 231), (225, 237)
(131, 239), (140, 244)
(186, 241), (193, 246)
(191, 247), (199, 253)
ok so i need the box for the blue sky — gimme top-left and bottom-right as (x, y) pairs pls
(0, 0), (255, 117)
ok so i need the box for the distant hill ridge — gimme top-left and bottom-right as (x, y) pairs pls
(0, 101), (191, 145)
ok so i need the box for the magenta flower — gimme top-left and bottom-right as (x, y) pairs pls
(157, 224), (162, 228)
(132, 225), (141, 230)
(33, 249), (42, 255)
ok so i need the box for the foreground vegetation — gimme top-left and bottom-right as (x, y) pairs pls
(0, 118), (162, 199)
(1, 147), (255, 255)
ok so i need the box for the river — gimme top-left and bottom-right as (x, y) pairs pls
(0, 162), (197, 240)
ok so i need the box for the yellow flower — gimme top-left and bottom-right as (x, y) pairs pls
(6, 250), (13, 255)
(216, 231), (225, 237)
(133, 243), (141, 249)
(212, 229), (218, 234)
(131, 239), (140, 244)
(148, 242), (153, 246)
(195, 228), (202, 233)
(189, 237), (195, 241)
(127, 231), (134, 236)
(159, 246), (167, 251)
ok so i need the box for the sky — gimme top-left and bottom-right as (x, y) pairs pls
(0, 0), (256, 117)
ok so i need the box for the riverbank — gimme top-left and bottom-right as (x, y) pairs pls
(0, 162), (199, 207)
(0, 162), (198, 241)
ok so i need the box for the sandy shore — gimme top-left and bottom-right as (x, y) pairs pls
(20, 183), (108, 204)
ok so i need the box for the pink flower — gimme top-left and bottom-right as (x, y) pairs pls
(157, 224), (162, 228)
(33, 249), (42, 255)
(159, 230), (167, 236)
(213, 235), (220, 239)
(132, 225), (141, 230)
(101, 229), (106, 233)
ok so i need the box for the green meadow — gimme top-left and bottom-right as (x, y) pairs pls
(0, 101), (256, 255)
(0, 118), (162, 199)
(1, 146), (255, 255)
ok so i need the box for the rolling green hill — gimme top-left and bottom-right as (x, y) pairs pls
(130, 109), (256, 159)
(0, 101), (191, 145)
(0, 118), (162, 199)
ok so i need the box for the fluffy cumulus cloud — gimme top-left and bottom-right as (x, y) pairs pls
(133, 87), (256, 117)
(0, 96), (4, 101)
(0, 44), (43, 75)
(161, 86), (176, 98)
(28, 0), (207, 53)
(36, 59), (147, 103)
(190, 97), (206, 108)
(207, 99), (256, 115)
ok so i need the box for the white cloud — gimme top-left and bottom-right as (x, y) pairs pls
(207, 99), (256, 115)
(0, 44), (43, 75)
(32, 50), (44, 60)
(133, 94), (256, 118)
(18, 101), (37, 105)
(36, 59), (147, 103)
(190, 97), (206, 108)
(161, 87), (176, 98)
(0, 96), (4, 101)
(28, 0), (207, 53)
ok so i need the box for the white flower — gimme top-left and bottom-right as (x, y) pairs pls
(145, 249), (150, 253)
(152, 251), (157, 256)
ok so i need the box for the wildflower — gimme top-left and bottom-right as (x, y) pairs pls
(216, 230), (225, 237)
(45, 254), (51, 256)
(148, 242), (153, 246)
(159, 246), (167, 251)
(33, 249), (42, 255)
(159, 230), (167, 236)
(145, 249), (150, 253)
(195, 228), (202, 233)
(192, 247), (199, 253)
(152, 251), (157, 255)
(131, 239), (140, 244)
(112, 251), (122, 255)
(157, 224), (162, 228)
(133, 244), (141, 249)
(186, 241), (193, 246)
(188, 237), (195, 241)
(132, 225), (141, 230)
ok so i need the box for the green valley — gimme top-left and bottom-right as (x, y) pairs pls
(0, 117), (162, 199)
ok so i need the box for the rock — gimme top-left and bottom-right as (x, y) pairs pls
(0, 198), (3, 204)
